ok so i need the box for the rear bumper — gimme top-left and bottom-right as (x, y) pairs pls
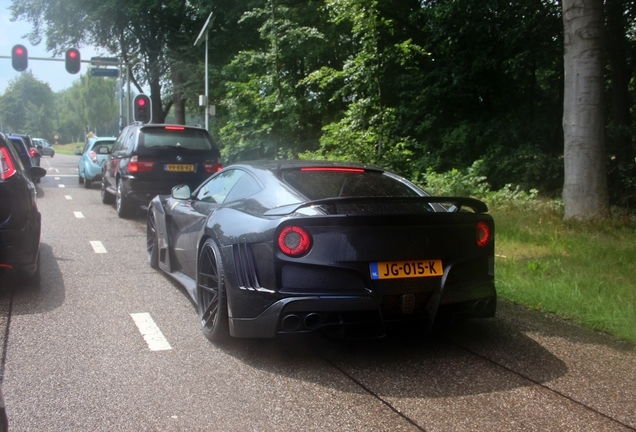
(229, 296), (382, 338)
(0, 213), (41, 276)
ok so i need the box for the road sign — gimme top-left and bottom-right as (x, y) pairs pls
(90, 68), (119, 77)
(91, 57), (119, 66)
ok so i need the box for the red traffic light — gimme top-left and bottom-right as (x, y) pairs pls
(65, 48), (81, 74)
(133, 94), (152, 124)
(11, 44), (28, 72)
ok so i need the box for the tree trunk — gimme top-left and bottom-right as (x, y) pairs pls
(171, 68), (186, 125)
(562, 0), (609, 220)
(149, 78), (163, 124)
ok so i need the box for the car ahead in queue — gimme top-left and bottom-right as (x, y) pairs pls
(76, 137), (116, 188)
(146, 160), (496, 342)
(8, 134), (40, 167)
(33, 138), (55, 157)
(102, 123), (222, 218)
(6, 136), (37, 176)
(0, 133), (47, 286)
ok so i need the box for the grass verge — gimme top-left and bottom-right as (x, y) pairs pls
(53, 142), (84, 155)
(492, 204), (636, 345)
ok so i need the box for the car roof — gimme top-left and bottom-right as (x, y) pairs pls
(228, 159), (386, 174)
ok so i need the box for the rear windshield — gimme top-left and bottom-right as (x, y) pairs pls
(281, 169), (421, 200)
(139, 128), (213, 150)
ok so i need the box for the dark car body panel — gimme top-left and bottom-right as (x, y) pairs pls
(149, 160), (495, 339)
(0, 133), (46, 280)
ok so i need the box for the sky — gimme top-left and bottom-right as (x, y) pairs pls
(0, 0), (106, 94)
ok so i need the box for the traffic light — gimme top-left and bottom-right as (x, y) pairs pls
(65, 48), (81, 74)
(11, 45), (28, 71)
(133, 94), (152, 124)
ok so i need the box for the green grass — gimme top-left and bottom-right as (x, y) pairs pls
(53, 142), (84, 155)
(492, 205), (636, 345)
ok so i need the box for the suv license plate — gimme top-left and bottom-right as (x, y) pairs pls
(370, 260), (443, 280)
(165, 164), (194, 172)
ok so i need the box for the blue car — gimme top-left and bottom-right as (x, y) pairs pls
(76, 137), (116, 188)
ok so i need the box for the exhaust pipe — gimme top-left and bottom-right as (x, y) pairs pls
(281, 314), (302, 331)
(471, 299), (487, 315)
(303, 313), (322, 330)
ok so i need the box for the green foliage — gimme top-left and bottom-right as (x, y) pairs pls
(416, 160), (552, 212)
(0, 72), (55, 138)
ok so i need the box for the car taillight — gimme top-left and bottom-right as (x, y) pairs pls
(278, 226), (312, 257)
(1, 147), (17, 180)
(128, 155), (154, 173)
(89, 151), (97, 164)
(476, 221), (492, 247)
(29, 148), (38, 158)
(203, 161), (223, 173)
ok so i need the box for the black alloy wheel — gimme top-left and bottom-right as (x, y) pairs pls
(196, 239), (229, 342)
(147, 209), (159, 269)
(101, 178), (114, 204)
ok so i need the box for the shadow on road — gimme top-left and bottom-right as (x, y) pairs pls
(7, 243), (66, 315)
(214, 302), (570, 399)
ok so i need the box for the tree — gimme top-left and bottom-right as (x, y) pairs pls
(562, 0), (609, 220)
(0, 72), (55, 139)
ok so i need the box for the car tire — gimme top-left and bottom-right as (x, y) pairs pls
(51, 152), (55, 158)
(197, 239), (229, 343)
(20, 253), (41, 288)
(79, 174), (84, 184)
(84, 178), (92, 189)
(101, 178), (115, 204)
(116, 180), (134, 218)
(147, 208), (159, 269)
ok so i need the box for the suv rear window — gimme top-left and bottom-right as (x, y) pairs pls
(281, 169), (421, 200)
(139, 128), (213, 150)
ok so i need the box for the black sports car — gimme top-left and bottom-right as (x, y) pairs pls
(147, 160), (495, 341)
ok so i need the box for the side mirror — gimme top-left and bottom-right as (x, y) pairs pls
(29, 166), (47, 180)
(171, 184), (191, 200)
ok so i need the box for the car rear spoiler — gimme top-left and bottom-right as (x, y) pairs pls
(264, 196), (488, 216)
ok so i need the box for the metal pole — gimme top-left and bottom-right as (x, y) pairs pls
(205, 31), (209, 131)
(127, 63), (131, 125)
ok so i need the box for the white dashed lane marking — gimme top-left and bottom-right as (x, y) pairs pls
(89, 241), (107, 253)
(130, 313), (172, 351)
(58, 184), (66, 188)
(74, 212), (85, 219)
(65, 195), (72, 200)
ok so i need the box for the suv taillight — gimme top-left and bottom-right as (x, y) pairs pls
(128, 155), (154, 173)
(203, 161), (223, 173)
(1, 147), (17, 180)
(29, 148), (38, 158)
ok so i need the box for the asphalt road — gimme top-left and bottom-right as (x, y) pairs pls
(0, 154), (635, 431)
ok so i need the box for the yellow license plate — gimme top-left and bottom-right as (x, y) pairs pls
(370, 260), (443, 280)
(165, 164), (194, 172)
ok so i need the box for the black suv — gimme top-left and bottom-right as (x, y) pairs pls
(101, 123), (222, 217)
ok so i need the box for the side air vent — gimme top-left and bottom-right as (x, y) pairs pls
(233, 243), (262, 291)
